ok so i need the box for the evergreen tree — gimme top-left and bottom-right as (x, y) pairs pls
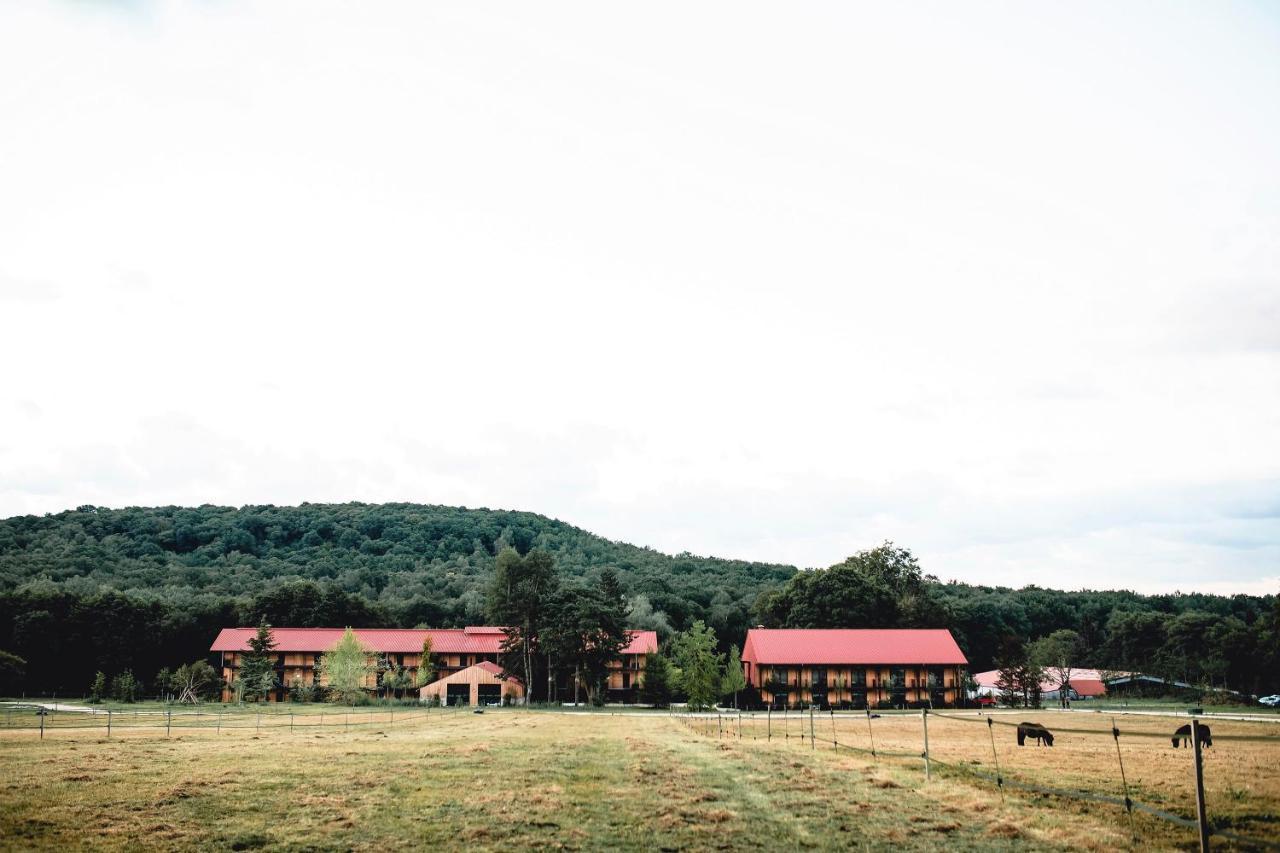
(238, 619), (278, 703)
(542, 574), (630, 705)
(487, 548), (559, 703)
(639, 653), (674, 707)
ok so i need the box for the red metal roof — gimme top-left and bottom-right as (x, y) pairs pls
(209, 627), (506, 655)
(741, 629), (968, 666)
(622, 630), (658, 656)
(973, 668), (1112, 696)
(210, 626), (660, 656)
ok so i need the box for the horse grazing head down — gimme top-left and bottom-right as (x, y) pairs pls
(1016, 722), (1054, 746)
(1172, 723), (1212, 748)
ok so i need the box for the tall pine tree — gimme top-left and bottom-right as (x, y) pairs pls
(238, 619), (278, 703)
(487, 548), (559, 703)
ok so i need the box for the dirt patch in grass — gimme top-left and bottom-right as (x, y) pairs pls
(986, 821), (1024, 838)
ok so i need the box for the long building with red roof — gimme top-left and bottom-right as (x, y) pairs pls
(741, 628), (969, 709)
(971, 668), (1111, 701)
(210, 626), (657, 704)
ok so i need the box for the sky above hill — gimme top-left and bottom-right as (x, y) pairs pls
(1, 2), (1277, 595)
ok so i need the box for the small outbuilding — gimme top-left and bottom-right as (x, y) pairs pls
(419, 661), (523, 707)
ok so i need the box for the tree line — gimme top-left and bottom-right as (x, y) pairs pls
(754, 544), (1280, 698)
(0, 503), (1275, 699)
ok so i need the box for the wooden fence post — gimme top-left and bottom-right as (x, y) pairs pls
(39, 711), (44, 740)
(809, 704), (815, 750)
(107, 709), (112, 738)
(767, 706), (771, 740)
(1192, 719), (1210, 853)
(166, 709), (171, 737)
(866, 709), (876, 758)
(921, 708), (930, 781)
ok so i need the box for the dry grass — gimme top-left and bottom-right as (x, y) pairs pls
(717, 707), (1280, 845)
(0, 708), (1276, 851)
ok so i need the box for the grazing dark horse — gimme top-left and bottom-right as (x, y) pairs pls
(1172, 724), (1212, 748)
(1016, 722), (1054, 746)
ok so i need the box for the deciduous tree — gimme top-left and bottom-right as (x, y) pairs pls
(415, 636), (436, 689)
(317, 627), (373, 705)
(173, 660), (219, 703)
(721, 644), (747, 709)
(1030, 629), (1084, 708)
(88, 670), (107, 703)
(669, 620), (723, 710)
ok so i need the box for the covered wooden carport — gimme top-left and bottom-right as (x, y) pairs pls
(419, 661), (523, 706)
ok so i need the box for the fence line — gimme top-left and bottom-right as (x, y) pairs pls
(672, 708), (1280, 851)
(0, 704), (472, 736)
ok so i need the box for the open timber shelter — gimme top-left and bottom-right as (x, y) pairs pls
(418, 660), (524, 706)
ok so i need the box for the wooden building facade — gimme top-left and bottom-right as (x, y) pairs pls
(741, 628), (968, 709)
(210, 626), (508, 702)
(210, 626), (659, 703)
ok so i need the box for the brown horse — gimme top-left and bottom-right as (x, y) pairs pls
(1172, 723), (1212, 748)
(1017, 722), (1054, 746)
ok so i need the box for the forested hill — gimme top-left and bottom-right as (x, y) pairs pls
(0, 502), (795, 628)
(0, 503), (1276, 697)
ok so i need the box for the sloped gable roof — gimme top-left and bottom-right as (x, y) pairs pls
(742, 628), (968, 666)
(209, 627), (506, 655)
(622, 630), (658, 656)
(210, 626), (661, 656)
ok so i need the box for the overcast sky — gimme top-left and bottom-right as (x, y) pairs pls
(1, 2), (1277, 595)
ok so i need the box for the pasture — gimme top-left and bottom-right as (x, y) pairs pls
(1, 706), (1277, 850)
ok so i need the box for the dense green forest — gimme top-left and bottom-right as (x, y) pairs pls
(0, 503), (1275, 698)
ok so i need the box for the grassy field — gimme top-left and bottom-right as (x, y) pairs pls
(1, 708), (1277, 851)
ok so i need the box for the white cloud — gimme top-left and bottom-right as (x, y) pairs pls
(0, 1), (1277, 595)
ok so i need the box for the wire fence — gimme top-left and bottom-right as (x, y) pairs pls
(673, 706), (1280, 851)
(0, 702), (470, 736)
(6, 701), (1277, 848)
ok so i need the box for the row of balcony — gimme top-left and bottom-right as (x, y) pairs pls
(764, 679), (949, 691)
